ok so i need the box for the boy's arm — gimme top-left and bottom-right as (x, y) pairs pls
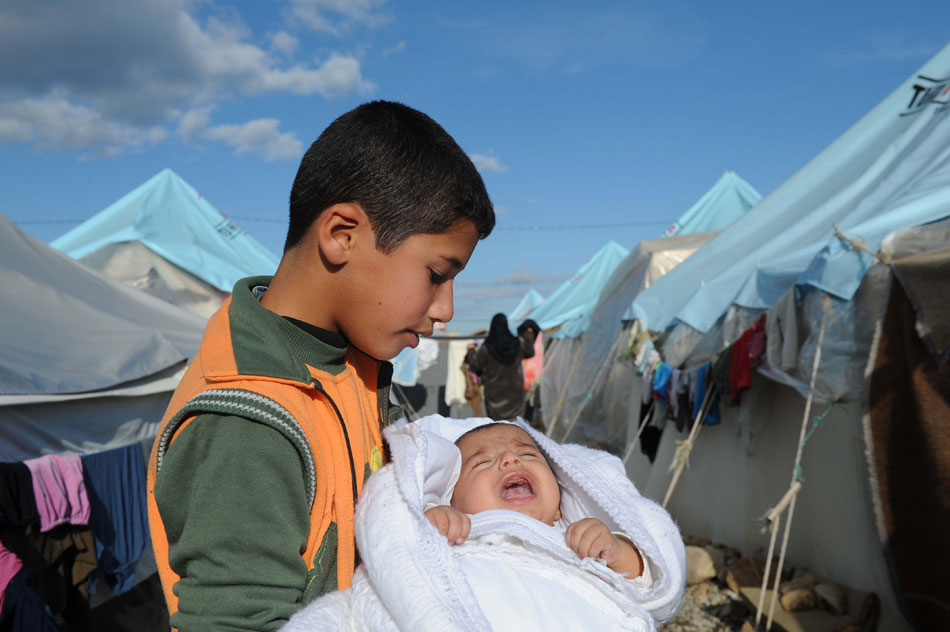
(154, 413), (312, 632)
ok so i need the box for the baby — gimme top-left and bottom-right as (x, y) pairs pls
(425, 422), (646, 582)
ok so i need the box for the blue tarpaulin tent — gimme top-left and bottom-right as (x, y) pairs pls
(53, 169), (279, 317)
(631, 43), (950, 335)
(507, 288), (544, 327)
(527, 241), (629, 333)
(663, 170), (761, 237)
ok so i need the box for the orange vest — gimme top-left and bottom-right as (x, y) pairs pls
(146, 300), (386, 620)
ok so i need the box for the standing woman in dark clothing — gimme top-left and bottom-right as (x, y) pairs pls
(466, 313), (536, 420)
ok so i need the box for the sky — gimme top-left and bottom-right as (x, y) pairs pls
(2, 1), (949, 332)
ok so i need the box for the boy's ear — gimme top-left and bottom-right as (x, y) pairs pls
(316, 203), (368, 265)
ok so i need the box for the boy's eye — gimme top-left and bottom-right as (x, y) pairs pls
(429, 269), (448, 285)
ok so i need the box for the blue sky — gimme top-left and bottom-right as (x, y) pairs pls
(2, 1), (948, 331)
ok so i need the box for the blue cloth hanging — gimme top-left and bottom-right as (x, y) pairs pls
(81, 444), (148, 595)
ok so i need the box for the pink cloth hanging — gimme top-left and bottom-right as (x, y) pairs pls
(23, 454), (90, 532)
(0, 543), (23, 611)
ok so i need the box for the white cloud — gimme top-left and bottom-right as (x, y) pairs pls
(271, 31), (299, 57)
(0, 95), (166, 153)
(825, 37), (943, 67)
(284, 0), (391, 35)
(245, 54), (375, 97)
(470, 152), (508, 173)
(0, 0), (375, 156)
(382, 41), (406, 57)
(179, 107), (303, 161)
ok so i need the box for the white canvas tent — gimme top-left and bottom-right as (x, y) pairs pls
(0, 209), (204, 460)
(619, 43), (950, 632)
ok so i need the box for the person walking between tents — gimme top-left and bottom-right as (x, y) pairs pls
(466, 313), (536, 420)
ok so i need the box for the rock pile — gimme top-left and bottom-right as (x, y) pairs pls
(659, 536), (879, 632)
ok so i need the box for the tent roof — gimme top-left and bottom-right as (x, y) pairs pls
(52, 168), (280, 292)
(507, 289), (544, 326)
(664, 171), (761, 237)
(632, 42), (950, 334)
(1, 211), (205, 397)
(529, 240), (629, 332)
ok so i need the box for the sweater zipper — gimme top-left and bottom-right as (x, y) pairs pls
(312, 383), (358, 504)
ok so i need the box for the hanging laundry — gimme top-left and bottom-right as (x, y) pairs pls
(0, 542), (23, 612)
(766, 289), (800, 371)
(0, 570), (60, 632)
(81, 444), (148, 596)
(444, 340), (470, 407)
(693, 363), (722, 426)
(730, 329), (753, 404)
(640, 349), (660, 404)
(670, 370), (691, 432)
(635, 339), (655, 375)
(651, 362), (673, 403)
(639, 425), (663, 464)
(23, 454), (90, 532)
(0, 463), (38, 528)
(748, 313), (768, 368)
(0, 523), (96, 630)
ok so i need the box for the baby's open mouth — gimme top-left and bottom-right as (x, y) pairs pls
(500, 474), (534, 500)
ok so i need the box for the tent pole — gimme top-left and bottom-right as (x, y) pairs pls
(545, 339), (586, 437)
(662, 385), (713, 508)
(755, 293), (830, 630)
(558, 331), (627, 443)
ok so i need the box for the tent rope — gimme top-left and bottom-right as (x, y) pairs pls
(792, 403), (836, 484)
(662, 383), (716, 508)
(755, 293), (830, 631)
(832, 223), (889, 263)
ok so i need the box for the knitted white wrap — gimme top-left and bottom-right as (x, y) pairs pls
(281, 415), (686, 631)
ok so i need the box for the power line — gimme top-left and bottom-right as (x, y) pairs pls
(12, 216), (674, 231)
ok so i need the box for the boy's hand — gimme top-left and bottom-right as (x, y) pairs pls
(425, 505), (471, 545)
(565, 518), (644, 579)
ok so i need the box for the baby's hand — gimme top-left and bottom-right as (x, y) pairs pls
(565, 518), (621, 565)
(424, 505), (471, 545)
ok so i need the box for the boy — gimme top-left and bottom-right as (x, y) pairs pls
(146, 101), (495, 632)
(425, 422), (646, 581)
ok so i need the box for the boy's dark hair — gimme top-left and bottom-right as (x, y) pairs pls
(286, 100), (495, 252)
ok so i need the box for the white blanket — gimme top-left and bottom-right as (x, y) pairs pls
(281, 415), (686, 631)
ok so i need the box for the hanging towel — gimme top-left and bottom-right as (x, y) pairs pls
(0, 463), (38, 528)
(23, 455), (89, 532)
(81, 444), (148, 596)
(445, 341), (471, 407)
(651, 363), (673, 403)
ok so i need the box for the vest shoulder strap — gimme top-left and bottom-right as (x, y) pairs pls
(154, 387), (317, 510)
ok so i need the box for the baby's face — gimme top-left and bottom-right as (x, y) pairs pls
(451, 425), (561, 526)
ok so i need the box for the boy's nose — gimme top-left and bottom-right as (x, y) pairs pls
(428, 281), (454, 324)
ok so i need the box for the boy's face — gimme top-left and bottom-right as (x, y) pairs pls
(451, 425), (561, 526)
(341, 218), (479, 360)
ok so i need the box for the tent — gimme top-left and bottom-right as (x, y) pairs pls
(663, 170), (761, 237)
(542, 171), (761, 443)
(506, 288), (544, 326)
(1, 209), (205, 628)
(1, 210), (205, 459)
(620, 43), (950, 632)
(52, 169), (280, 318)
(527, 240), (629, 332)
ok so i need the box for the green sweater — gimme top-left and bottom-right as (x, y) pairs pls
(153, 278), (400, 632)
